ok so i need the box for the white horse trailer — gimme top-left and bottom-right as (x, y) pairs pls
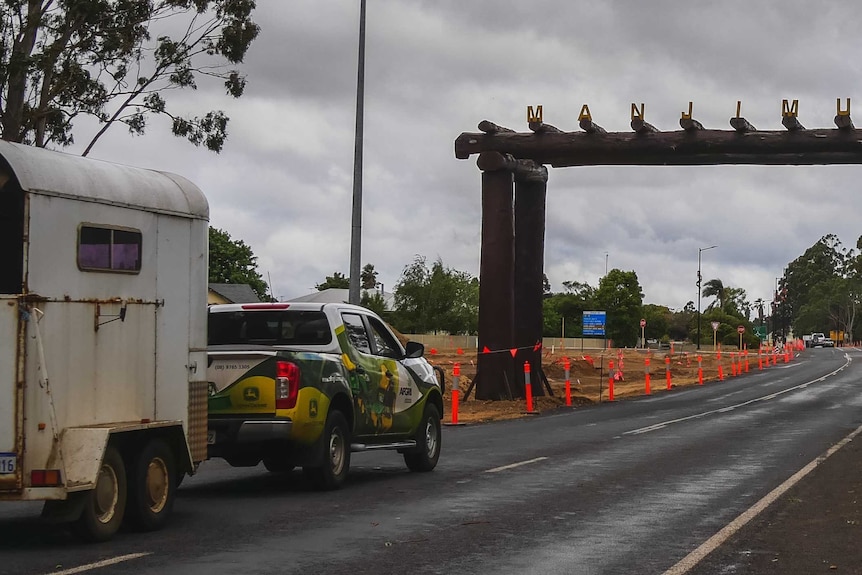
(0, 141), (209, 541)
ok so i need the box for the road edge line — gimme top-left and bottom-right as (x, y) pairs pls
(662, 422), (862, 575)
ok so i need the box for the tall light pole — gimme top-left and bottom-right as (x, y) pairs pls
(348, 0), (367, 305)
(696, 245), (717, 350)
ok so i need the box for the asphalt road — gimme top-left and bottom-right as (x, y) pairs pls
(1, 347), (859, 575)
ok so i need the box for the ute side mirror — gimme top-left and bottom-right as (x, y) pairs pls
(405, 340), (425, 359)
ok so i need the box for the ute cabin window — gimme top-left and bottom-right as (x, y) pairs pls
(367, 317), (401, 358)
(341, 313), (372, 355)
(78, 225), (142, 273)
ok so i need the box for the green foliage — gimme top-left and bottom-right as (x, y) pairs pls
(701, 278), (726, 310)
(316, 272), (350, 291)
(782, 234), (860, 340)
(542, 297), (563, 336)
(542, 281), (597, 337)
(208, 226), (269, 300)
(360, 264), (378, 290)
(702, 278), (750, 318)
(0, 0), (259, 154)
(594, 269), (644, 347)
(359, 290), (387, 315)
(641, 304), (670, 341)
(699, 308), (758, 349)
(391, 256), (478, 335)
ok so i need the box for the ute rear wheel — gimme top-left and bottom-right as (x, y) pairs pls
(74, 446), (127, 542)
(404, 403), (441, 472)
(303, 410), (350, 490)
(125, 439), (176, 532)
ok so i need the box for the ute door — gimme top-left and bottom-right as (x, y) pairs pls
(0, 298), (20, 490)
(341, 312), (424, 440)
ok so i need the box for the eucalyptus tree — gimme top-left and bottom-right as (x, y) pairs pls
(1, 0), (259, 154)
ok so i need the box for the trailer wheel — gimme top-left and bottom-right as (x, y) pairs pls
(74, 446), (127, 542)
(125, 439), (176, 532)
(303, 410), (350, 490)
(404, 403), (441, 472)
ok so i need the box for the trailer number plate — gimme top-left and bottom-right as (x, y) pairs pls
(207, 431), (216, 445)
(0, 453), (16, 474)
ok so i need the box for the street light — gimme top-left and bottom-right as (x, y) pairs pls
(348, 0), (367, 305)
(696, 245), (718, 350)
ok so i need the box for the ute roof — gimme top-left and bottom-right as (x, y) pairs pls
(208, 302), (371, 314)
(0, 140), (208, 219)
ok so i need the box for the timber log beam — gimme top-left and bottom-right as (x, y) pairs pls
(476, 152), (548, 182)
(455, 127), (862, 166)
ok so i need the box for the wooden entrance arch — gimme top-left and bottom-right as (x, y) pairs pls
(455, 100), (859, 400)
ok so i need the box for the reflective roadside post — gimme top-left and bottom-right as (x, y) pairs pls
(524, 361), (536, 414)
(644, 358), (651, 395)
(665, 356), (672, 390)
(444, 363), (465, 427)
(608, 360), (615, 402)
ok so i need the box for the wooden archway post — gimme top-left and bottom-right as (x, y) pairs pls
(473, 152), (549, 400)
(475, 162), (515, 400)
(514, 161), (549, 397)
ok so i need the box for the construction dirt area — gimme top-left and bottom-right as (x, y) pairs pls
(425, 344), (798, 424)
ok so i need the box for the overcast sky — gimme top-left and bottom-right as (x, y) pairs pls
(71, 0), (862, 314)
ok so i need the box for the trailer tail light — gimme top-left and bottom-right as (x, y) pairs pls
(31, 469), (62, 487)
(275, 360), (300, 410)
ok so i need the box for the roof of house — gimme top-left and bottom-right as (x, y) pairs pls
(209, 283), (261, 304)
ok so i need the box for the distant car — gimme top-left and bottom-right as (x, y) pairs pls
(819, 337), (835, 348)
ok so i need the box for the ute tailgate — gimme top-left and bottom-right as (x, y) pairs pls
(208, 351), (278, 415)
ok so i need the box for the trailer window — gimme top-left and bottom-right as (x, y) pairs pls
(78, 225), (142, 273)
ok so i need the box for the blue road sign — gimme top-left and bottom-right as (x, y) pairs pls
(583, 310), (607, 336)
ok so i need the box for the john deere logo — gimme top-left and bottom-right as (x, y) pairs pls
(243, 387), (260, 402)
(309, 399), (318, 418)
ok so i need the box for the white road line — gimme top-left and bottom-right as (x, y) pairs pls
(662, 422), (862, 575)
(624, 357), (849, 436)
(42, 553), (151, 575)
(485, 457), (548, 473)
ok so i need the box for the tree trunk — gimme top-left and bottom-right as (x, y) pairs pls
(2, 1), (42, 142)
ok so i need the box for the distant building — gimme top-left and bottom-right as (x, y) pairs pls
(288, 288), (395, 309)
(208, 283), (261, 305)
